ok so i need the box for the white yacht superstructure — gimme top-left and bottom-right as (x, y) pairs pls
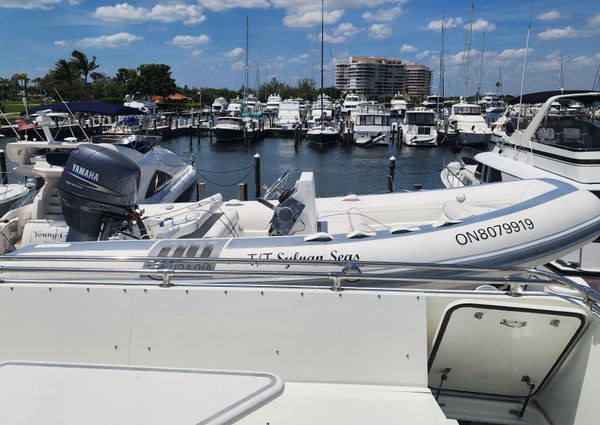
(275, 99), (302, 130)
(437, 103), (492, 145)
(265, 94), (282, 114)
(211, 97), (229, 114)
(402, 108), (438, 146)
(341, 93), (367, 116)
(352, 104), (391, 146)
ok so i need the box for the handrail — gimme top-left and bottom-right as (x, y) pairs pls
(1, 255), (598, 313)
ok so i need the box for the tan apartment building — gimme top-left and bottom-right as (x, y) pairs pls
(336, 57), (432, 100)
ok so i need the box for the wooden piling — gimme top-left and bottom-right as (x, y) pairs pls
(238, 183), (248, 201)
(388, 156), (396, 179)
(197, 182), (206, 201)
(254, 153), (261, 199)
(0, 150), (7, 185)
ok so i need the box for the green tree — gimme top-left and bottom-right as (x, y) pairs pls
(136, 64), (177, 96)
(70, 50), (99, 99)
(296, 77), (317, 101)
(11, 72), (29, 99)
(49, 59), (79, 99)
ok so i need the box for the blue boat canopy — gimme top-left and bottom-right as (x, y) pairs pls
(26, 102), (145, 116)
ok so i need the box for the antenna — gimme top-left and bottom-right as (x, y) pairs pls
(593, 62), (600, 91)
(439, 10), (445, 114)
(477, 32), (486, 103)
(558, 54), (564, 93)
(243, 16), (249, 114)
(320, 0), (324, 130)
(516, 0), (534, 131)
(464, 5), (474, 99)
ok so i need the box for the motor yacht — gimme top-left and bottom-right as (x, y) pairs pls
(274, 99), (302, 130)
(265, 94), (282, 115)
(341, 93), (367, 116)
(441, 91), (600, 275)
(352, 104), (391, 147)
(0, 210), (599, 425)
(402, 108), (438, 146)
(389, 93), (408, 118)
(211, 97), (229, 115)
(437, 103), (492, 146)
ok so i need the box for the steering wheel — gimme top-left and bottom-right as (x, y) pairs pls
(263, 171), (290, 200)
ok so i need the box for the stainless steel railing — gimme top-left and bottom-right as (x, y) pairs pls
(0, 254), (598, 313)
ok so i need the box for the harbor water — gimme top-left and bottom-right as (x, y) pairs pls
(162, 136), (488, 200)
(0, 135), (489, 200)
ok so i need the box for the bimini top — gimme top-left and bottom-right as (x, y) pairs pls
(26, 102), (145, 116)
(511, 91), (600, 105)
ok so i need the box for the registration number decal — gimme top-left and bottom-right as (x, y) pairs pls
(455, 219), (535, 245)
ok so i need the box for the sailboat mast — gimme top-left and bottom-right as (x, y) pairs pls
(558, 54), (564, 92)
(477, 32), (486, 102)
(243, 16), (249, 114)
(439, 10), (445, 114)
(464, 6), (474, 99)
(320, 0), (324, 130)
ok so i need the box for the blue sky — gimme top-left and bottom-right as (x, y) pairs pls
(1, 0), (599, 96)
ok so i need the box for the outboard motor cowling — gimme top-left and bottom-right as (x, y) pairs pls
(58, 144), (141, 241)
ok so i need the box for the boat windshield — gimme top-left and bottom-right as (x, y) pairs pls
(358, 115), (389, 126)
(453, 106), (481, 115)
(533, 115), (600, 150)
(406, 113), (435, 125)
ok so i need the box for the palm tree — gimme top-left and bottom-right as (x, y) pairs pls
(70, 50), (99, 99)
(11, 72), (29, 99)
(52, 59), (78, 99)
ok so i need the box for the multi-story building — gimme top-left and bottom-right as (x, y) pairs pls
(405, 64), (433, 100)
(335, 57), (432, 100)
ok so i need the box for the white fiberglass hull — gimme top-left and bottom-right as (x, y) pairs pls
(7, 179), (600, 278)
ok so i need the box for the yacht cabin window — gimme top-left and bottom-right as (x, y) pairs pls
(453, 106), (481, 115)
(406, 113), (435, 125)
(480, 165), (502, 183)
(146, 170), (172, 198)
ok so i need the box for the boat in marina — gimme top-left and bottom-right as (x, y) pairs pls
(389, 92), (408, 118)
(211, 96), (229, 114)
(274, 99), (302, 130)
(0, 246), (598, 425)
(436, 102), (492, 145)
(4, 161), (600, 276)
(226, 97), (243, 116)
(401, 108), (438, 146)
(441, 91), (600, 275)
(352, 104), (391, 147)
(306, 0), (338, 147)
(0, 136), (198, 252)
(265, 94), (282, 115)
(341, 93), (367, 116)
(211, 116), (246, 142)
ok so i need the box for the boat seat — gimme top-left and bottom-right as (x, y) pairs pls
(442, 201), (474, 221)
(535, 127), (556, 144)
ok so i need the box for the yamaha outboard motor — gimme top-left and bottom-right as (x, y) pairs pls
(58, 144), (141, 242)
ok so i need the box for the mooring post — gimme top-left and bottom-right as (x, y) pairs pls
(387, 175), (393, 193)
(254, 153), (261, 199)
(388, 155), (396, 179)
(189, 125), (193, 148)
(238, 183), (248, 201)
(0, 150), (7, 185)
(196, 182), (206, 201)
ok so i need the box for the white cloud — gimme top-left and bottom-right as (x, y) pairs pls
(572, 55), (595, 67)
(170, 34), (211, 49)
(0, 0), (61, 9)
(284, 9), (344, 28)
(497, 47), (532, 60)
(225, 47), (244, 58)
(288, 53), (310, 64)
(199, 0), (269, 12)
(94, 2), (205, 25)
(362, 3), (405, 22)
(538, 26), (579, 40)
(54, 40), (68, 47)
(415, 50), (432, 59)
(231, 61), (245, 71)
(400, 44), (417, 53)
(369, 24), (391, 39)
(468, 18), (496, 32)
(309, 22), (361, 44)
(537, 10), (561, 21)
(426, 17), (463, 31)
(75, 32), (142, 48)
(589, 14), (600, 27)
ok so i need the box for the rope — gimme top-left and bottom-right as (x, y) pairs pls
(194, 164), (254, 174)
(197, 167), (254, 187)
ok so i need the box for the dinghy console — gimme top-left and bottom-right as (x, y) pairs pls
(258, 171), (305, 236)
(58, 144), (143, 242)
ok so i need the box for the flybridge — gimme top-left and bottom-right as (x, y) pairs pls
(72, 163), (99, 182)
